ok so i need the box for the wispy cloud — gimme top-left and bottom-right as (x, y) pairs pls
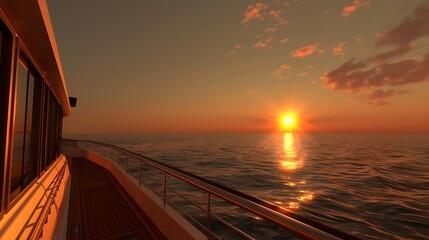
(279, 38), (289, 44)
(323, 2), (429, 105)
(241, 3), (269, 26)
(341, 0), (371, 17)
(228, 44), (243, 55)
(365, 89), (408, 105)
(332, 42), (345, 56)
(269, 10), (287, 25)
(253, 38), (273, 48)
(274, 64), (291, 79)
(291, 44), (318, 58)
(354, 37), (364, 43)
(264, 27), (277, 32)
(371, 2), (429, 61)
(298, 72), (309, 77)
(234, 44), (242, 49)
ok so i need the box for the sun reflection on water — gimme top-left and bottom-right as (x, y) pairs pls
(280, 133), (303, 170)
(279, 133), (314, 209)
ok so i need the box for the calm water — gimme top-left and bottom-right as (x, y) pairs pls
(66, 133), (429, 239)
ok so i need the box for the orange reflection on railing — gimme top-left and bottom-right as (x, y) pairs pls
(280, 133), (304, 171)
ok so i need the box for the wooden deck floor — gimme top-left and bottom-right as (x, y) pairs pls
(67, 157), (166, 240)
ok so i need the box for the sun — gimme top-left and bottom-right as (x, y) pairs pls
(279, 113), (298, 132)
(284, 117), (294, 125)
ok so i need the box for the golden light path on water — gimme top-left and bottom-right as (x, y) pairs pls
(279, 132), (314, 210)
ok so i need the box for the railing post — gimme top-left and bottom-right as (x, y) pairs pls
(163, 172), (167, 208)
(207, 192), (211, 240)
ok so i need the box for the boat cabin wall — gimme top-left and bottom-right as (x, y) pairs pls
(0, 1), (69, 221)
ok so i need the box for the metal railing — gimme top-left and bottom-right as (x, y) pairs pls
(17, 158), (67, 240)
(62, 138), (359, 240)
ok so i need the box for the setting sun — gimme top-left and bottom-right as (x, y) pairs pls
(284, 117), (294, 126)
(279, 113), (298, 132)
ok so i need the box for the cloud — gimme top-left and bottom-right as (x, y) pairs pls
(274, 64), (291, 79)
(228, 44), (243, 55)
(269, 10), (287, 25)
(371, 2), (429, 61)
(323, 53), (429, 92)
(241, 3), (269, 26)
(264, 27), (277, 32)
(341, 0), (370, 17)
(279, 38), (289, 44)
(332, 42), (345, 56)
(298, 72), (309, 77)
(371, 44), (414, 62)
(323, 2), (429, 105)
(253, 38), (273, 48)
(354, 37), (364, 43)
(234, 44), (242, 49)
(291, 44), (318, 58)
(376, 3), (429, 47)
(365, 89), (408, 105)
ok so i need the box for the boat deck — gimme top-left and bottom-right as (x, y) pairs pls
(67, 157), (166, 240)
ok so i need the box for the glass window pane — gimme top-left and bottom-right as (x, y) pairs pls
(23, 73), (35, 187)
(10, 62), (28, 200)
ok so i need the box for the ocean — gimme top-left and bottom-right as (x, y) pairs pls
(65, 133), (429, 239)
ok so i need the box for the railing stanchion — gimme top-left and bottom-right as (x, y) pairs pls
(207, 192), (211, 240)
(163, 172), (167, 208)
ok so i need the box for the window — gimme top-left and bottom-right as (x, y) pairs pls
(0, 16), (65, 214)
(9, 59), (38, 201)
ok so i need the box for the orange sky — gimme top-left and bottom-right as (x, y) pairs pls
(47, 0), (429, 134)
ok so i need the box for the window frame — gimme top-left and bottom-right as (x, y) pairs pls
(0, 13), (16, 220)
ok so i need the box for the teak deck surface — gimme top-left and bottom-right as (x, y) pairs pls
(67, 157), (165, 240)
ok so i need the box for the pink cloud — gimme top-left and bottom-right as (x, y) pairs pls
(264, 27), (277, 32)
(341, 0), (370, 17)
(279, 38), (289, 44)
(274, 64), (291, 79)
(354, 37), (364, 43)
(332, 42), (345, 56)
(291, 44), (318, 58)
(228, 44), (243, 55)
(269, 10), (287, 25)
(253, 38), (272, 48)
(241, 3), (269, 26)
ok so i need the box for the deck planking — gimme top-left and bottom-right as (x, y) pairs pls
(67, 157), (165, 240)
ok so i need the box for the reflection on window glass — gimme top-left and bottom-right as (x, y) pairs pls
(10, 61), (36, 201)
(10, 63), (28, 200)
(23, 73), (35, 187)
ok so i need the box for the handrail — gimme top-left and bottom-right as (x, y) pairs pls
(17, 158), (67, 240)
(62, 138), (360, 240)
(30, 160), (66, 240)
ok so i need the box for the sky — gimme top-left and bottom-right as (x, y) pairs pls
(46, 0), (429, 134)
